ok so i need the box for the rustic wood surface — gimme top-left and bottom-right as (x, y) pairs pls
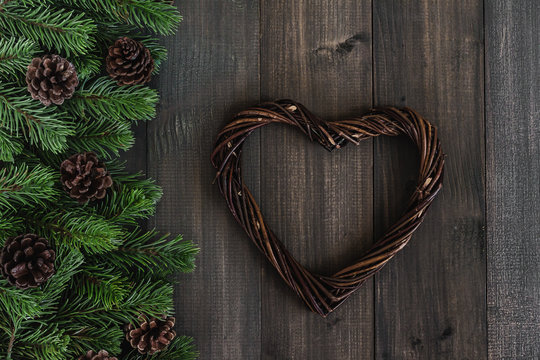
(486, 1), (540, 358)
(124, 0), (539, 358)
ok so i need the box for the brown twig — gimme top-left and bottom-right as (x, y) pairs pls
(211, 100), (445, 317)
(7, 325), (15, 360)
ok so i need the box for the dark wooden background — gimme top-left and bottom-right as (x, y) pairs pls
(124, 0), (539, 358)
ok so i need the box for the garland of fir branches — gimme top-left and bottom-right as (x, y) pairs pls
(0, 1), (198, 359)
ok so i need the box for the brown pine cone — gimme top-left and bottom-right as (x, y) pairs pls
(25, 54), (79, 106)
(106, 37), (154, 86)
(78, 350), (117, 360)
(125, 316), (176, 355)
(60, 152), (113, 203)
(0, 234), (55, 289)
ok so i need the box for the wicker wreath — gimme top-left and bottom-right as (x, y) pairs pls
(211, 100), (445, 317)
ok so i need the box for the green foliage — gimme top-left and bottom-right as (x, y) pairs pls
(66, 77), (159, 122)
(94, 173), (163, 223)
(0, 163), (58, 211)
(56, 0), (182, 35)
(0, 279), (42, 319)
(0, 128), (24, 162)
(127, 336), (198, 360)
(0, 2), (96, 57)
(0, 1), (197, 359)
(34, 209), (124, 254)
(70, 53), (102, 80)
(68, 117), (135, 159)
(0, 84), (74, 153)
(0, 37), (39, 81)
(105, 230), (198, 277)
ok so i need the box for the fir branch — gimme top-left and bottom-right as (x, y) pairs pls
(68, 117), (135, 159)
(39, 247), (85, 313)
(139, 36), (168, 75)
(0, 163), (58, 211)
(0, 280), (42, 320)
(63, 321), (123, 359)
(0, 128), (23, 162)
(0, 213), (24, 238)
(11, 322), (69, 360)
(121, 278), (175, 319)
(69, 53), (102, 80)
(0, 2), (96, 57)
(0, 84), (74, 153)
(58, 0), (182, 35)
(104, 230), (198, 276)
(94, 179), (162, 224)
(28, 209), (124, 254)
(0, 37), (39, 81)
(66, 77), (158, 122)
(58, 277), (174, 325)
(75, 266), (131, 310)
(0, 1), (197, 358)
(128, 336), (198, 360)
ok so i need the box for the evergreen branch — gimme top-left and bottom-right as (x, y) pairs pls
(128, 336), (198, 360)
(66, 77), (158, 122)
(58, 0), (181, 35)
(0, 213), (25, 238)
(39, 247), (84, 314)
(68, 117), (135, 159)
(93, 22), (138, 48)
(129, 36), (168, 75)
(0, 280), (42, 320)
(0, 163), (58, 211)
(11, 322), (69, 360)
(0, 2), (96, 57)
(0, 128), (23, 161)
(94, 178), (162, 224)
(58, 277), (174, 324)
(104, 230), (198, 276)
(0, 37), (38, 81)
(75, 266), (131, 310)
(122, 278), (175, 319)
(0, 2), (197, 358)
(0, 83), (74, 153)
(28, 209), (124, 254)
(69, 53), (101, 80)
(63, 322), (123, 359)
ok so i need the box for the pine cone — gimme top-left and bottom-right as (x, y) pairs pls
(60, 152), (113, 203)
(125, 316), (176, 355)
(0, 234), (55, 289)
(106, 37), (154, 86)
(78, 350), (118, 360)
(26, 54), (79, 106)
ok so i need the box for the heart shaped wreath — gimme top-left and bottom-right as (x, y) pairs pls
(211, 100), (445, 317)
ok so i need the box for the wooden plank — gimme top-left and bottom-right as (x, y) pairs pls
(372, 1), (487, 358)
(259, 1), (373, 359)
(485, 1), (540, 358)
(147, 1), (261, 359)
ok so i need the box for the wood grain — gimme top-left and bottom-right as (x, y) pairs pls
(258, 0), (373, 358)
(131, 0), (540, 358)
(373, 1), (487, 359)
(486, 1), (540, 358)
(147, 1), (261, 359)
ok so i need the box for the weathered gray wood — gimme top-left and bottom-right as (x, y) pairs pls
(137, 0), (540, 357)
(258, 1), (374, 359)
(147, 1), (261, 359)
(485, 1), (540, 358)
(373, 1), (487, 358)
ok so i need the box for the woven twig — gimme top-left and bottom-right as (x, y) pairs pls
(211, 100), (445, 317)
